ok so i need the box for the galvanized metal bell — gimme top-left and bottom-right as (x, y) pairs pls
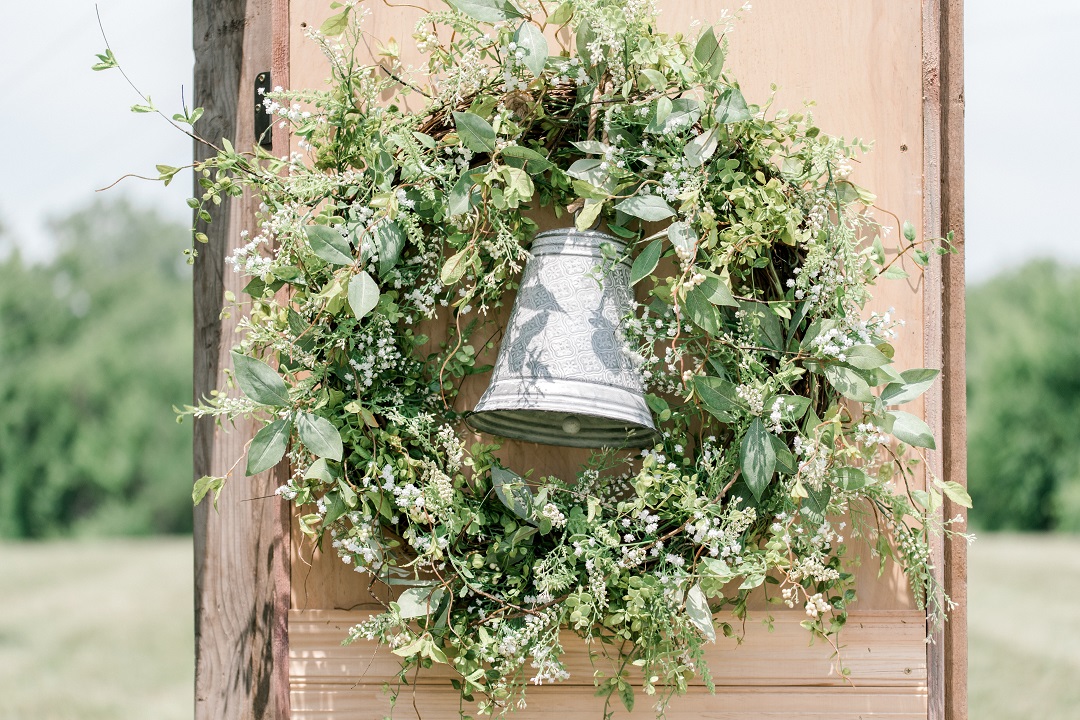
(466, 228), (659, 448)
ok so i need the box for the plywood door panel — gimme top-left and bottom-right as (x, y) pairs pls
(290, 609), (927, 688)
(281, 1), (939, 717)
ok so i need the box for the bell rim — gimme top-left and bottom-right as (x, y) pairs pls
(465, 407), (660, 449)
(530, 228), (631, 266)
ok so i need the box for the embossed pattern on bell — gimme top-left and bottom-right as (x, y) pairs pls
(466, 228), (659, 448)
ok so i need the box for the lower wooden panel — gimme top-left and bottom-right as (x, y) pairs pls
(290, 609), (928, 718)
(291, 685), (928, 719)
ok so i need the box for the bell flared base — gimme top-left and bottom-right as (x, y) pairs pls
(466, 377), (659, 449)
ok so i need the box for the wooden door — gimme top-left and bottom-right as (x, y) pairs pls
(193, 1), (966, 718)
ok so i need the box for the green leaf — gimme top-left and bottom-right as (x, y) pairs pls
(630, 239), (662, 285)
(322, 490), (348, 526)
(320, 9), (349, 35)
(618, 683), (635, 713)
(668, 221), (696, 256)
(396, 586), (447, 619)
(697, 273), (738, 307)
(740, 301), (784, 351)
(933, 478), (972, 508)
(615, 195), (675, 222)
(770, 394), (811, 421)
(547, 1), (573, 25)
(374, 220), (406, 276)
(246, 418), (293, 476)
(491, 466), (534, 522)
(694, 376), (740, 423)
(684, 127), (719, 167)
(694, 26), (724, 79)
(638, 68), (667, 90)
(305, 458), (333, 483)
(193, 476), (225, 508)
(440, 249), (471, 286)
(683, 286), (721, 335)
(684, 583), (716, 642)
(448, 165), (486, 216)
(741, 418), (776, 501)
(574, 200), (603, 231)
(91, 49), (118, 71)
(545, 1), (573, 25)
(297, 412), (343, 461)
(715, 86), (751, 124)
(887, 410), (936, 449)
(501, 146), (553, 174)
(348, 271), (380, 320)
(824, 365), (875, 403)
(902, 220), (917, 243)
(843, 344), (891, 370)
(833, 466), (869, 491)
(130, 103), (154, 114)
(646, 97), (701, 134)
(232, 351), (289, 406)
(514, 21), (548, 76)
(305, 225), (353, 266)
(447, 0), (523, 23)
(453, 111), (497, 154)
(880, 368), (939, 406)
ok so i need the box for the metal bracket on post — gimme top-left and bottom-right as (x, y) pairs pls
(255, 71), (273, 149)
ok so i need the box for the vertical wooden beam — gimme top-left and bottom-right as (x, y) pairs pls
(923, 1), (966, 719)
(939, 1), (967, 718)
(193, 0), (291, 718)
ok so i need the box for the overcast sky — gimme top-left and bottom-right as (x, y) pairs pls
(1, 0), (1077, 282)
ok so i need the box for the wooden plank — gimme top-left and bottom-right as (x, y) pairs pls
(289, 609), (927, 689)
(938, 1), (967, 719)
(193, 0), (292, 717)
(291, 685), (927, 720)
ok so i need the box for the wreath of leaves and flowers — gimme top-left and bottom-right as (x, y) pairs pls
(101, 0), (969, 716)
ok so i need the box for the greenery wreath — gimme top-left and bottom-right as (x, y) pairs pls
(99, 0), (968, 716)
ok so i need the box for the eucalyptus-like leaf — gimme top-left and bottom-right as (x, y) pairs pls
(453, 111), (497, 154)
(881, 368), (939, 406)
(514, 21), (548, 76)
(447, 0), (523, 23)
(715, 86), (751, 124)
(348, 271), (380, 320)
(684, 127), (719, 167)
(842, 344), (891, 370)
(615, 195), (675, 222)
(231, 351), (289, 406)
(934, 478), (972, 508)
(823, 365), (875, 403)
(668, 221), (697, 256)
(320, 10), (349, 36)
(396, 586), (447, 619)
(491, 465), (535, 522)
(694, 376), (740, 423)
(440, 249), (470, 286)
(630, 239), (662, 285)
(246, 418), (292, 476)
(887, 410), (936, 449)
(374, 220), (406, 276)
(500, 146), (554, 174)
(683, 286), (721, 335)
(693, 26), (724, 79)
(297, 412), (343, 461)
(305, 225), (353, 266)
(684, 583), (716, 642)
(741, 418), (776, 501)
(697, 273), (738, 307)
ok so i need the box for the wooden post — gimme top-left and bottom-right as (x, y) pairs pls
(193, 0), (291, 718)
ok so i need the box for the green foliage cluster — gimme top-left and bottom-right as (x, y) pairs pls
(967, 261), (1080, 531)
(0, 199), (193, 537)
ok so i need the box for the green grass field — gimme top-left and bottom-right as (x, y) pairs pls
(0, 534), (1075, 718)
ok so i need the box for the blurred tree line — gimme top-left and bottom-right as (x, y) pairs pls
(967, 261), (1080, 531)
(0, 199), (193, 537)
